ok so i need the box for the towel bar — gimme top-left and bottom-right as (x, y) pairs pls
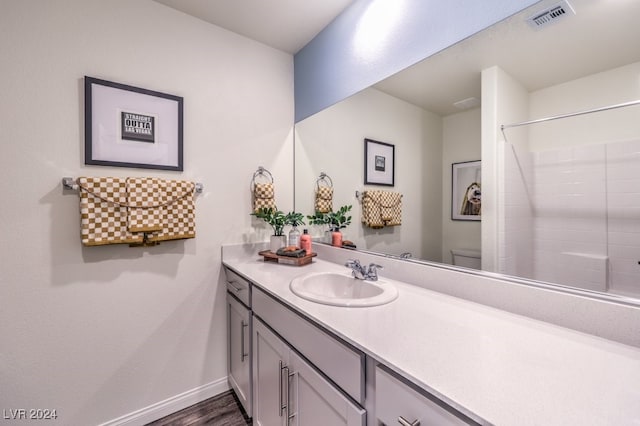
(62, 177), (204, 193)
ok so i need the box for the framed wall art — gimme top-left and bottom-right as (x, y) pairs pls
(364, 138), (395, 186)
(452, 160), (481, 221)
(84, 76), (184, 171)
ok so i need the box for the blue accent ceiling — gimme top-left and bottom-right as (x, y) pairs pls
(294, 0), (541, 122)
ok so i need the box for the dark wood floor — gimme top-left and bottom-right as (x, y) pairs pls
(146, 390), (251, 426)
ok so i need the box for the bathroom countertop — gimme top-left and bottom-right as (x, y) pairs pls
(223, 251), (640, 425)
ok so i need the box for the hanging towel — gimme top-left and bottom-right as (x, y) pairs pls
(77, 177), (143, 246)
(77, 177), (196, 246)
(127, 177), (165, 234)
(315, 186), (333, 213)
(253, 182), (276, 213)
(361, 190), (403, 229)
(143, 179), (196, 243)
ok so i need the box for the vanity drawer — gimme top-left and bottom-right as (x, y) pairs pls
(224, 267), (251, 307)
(252, 286), (365, 404)
(376, 366), (478, 426)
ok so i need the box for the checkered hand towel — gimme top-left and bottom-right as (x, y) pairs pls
(77, 177), (143, 246)
(361, 190), (402, 228)
(77, 177), (196, 246)
(253, 182), (276, 213)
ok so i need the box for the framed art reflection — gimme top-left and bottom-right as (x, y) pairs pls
(452, 160), (481, 221)
(364, 138), (395, 186)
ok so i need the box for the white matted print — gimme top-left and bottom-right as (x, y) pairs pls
(452, 160), (481, 221)
(364, 138), (394, 186)
(85, 76), (183, 171)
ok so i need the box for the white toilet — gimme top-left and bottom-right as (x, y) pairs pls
(451, 249), (481, 269)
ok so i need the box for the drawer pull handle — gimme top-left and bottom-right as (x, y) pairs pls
(285, 369), (295, 425)
(279, 361), (287, 416)
(227, 281), (244, 292)
(398, 416), (420, 426)
(240, 321), (249, 362)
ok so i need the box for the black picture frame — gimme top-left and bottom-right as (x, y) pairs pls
(84, 76), (184, 171)
(364, 138), (395, 186)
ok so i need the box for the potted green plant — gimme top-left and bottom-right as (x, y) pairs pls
(284, 211), (305, 247)
(326, 205), (352, 247)
(251, 207), (287, 252)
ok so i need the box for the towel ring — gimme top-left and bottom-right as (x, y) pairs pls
(316, 172), (333, 190)
(251, 166), (274, 191)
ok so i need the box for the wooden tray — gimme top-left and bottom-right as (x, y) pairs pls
(258, 250), (317, 266)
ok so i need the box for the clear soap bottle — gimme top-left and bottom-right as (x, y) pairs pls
(288, 226), (301, 248)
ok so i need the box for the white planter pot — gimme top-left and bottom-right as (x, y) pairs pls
(270, 235), (287, 253)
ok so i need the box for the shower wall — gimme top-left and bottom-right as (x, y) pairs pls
(499, 61), (640, 297)
(605, 139), (640, 296)
(503, 139), (640, 297)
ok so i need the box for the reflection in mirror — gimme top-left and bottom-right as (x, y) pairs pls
(294, 0), (640, 301)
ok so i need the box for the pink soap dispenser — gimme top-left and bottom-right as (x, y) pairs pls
(300, 229), (312, 255)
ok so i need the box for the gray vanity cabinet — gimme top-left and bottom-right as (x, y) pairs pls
(376, 366), (478, 426)
(252, 317), (289, 426)
(253, 318), (365, 426)
(225, 268), (253, 417)
(224, 265), (475, 426)
(227, 294), (252, 417)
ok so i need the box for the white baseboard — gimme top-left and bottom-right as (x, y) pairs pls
(99, 377), (230, 426)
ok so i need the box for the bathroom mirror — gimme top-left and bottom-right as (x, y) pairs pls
(294, 0), (640, 301)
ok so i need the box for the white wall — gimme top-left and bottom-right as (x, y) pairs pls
(295, 87), (442, 260)
(0, 1), (293, 425)
(441, 108), (482, 264)
(481, 66), (530, 273)
(529, 61), (640, 152)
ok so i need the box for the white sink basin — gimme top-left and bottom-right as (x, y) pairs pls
(290, 272), (398, 307)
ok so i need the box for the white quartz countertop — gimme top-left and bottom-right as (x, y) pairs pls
(223, 254), (640, 425)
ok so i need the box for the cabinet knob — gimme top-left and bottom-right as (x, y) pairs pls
(398, 416), (420, 426)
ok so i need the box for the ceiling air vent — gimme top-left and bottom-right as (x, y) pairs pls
(526, 1), (575, 29)
(453, 97), (480, 110)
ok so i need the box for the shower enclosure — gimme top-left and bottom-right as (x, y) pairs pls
(500, 94), (640, 298)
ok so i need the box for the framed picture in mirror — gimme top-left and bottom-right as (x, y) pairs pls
(364, 138), (395, 186)
(452, 160), (481, 221)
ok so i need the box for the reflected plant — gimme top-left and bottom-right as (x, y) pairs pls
(307, 211), (329, 227)
(326, 205), (352, 232)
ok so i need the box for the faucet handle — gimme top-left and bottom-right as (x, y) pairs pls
(368, 263), (383, 271)
(364, 263), (383, 281)
(345, 259), (361, 268)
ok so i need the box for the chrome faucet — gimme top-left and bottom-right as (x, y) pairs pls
(345, 259), (383, 281)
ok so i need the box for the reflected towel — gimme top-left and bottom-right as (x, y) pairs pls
(362, 190), (402, 228)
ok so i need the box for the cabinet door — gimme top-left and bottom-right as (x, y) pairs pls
(376, 366), (476, 426)
(289, 350), (366, 426)
(227, 293), (252, 417)
(253, 319), (289, 426)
